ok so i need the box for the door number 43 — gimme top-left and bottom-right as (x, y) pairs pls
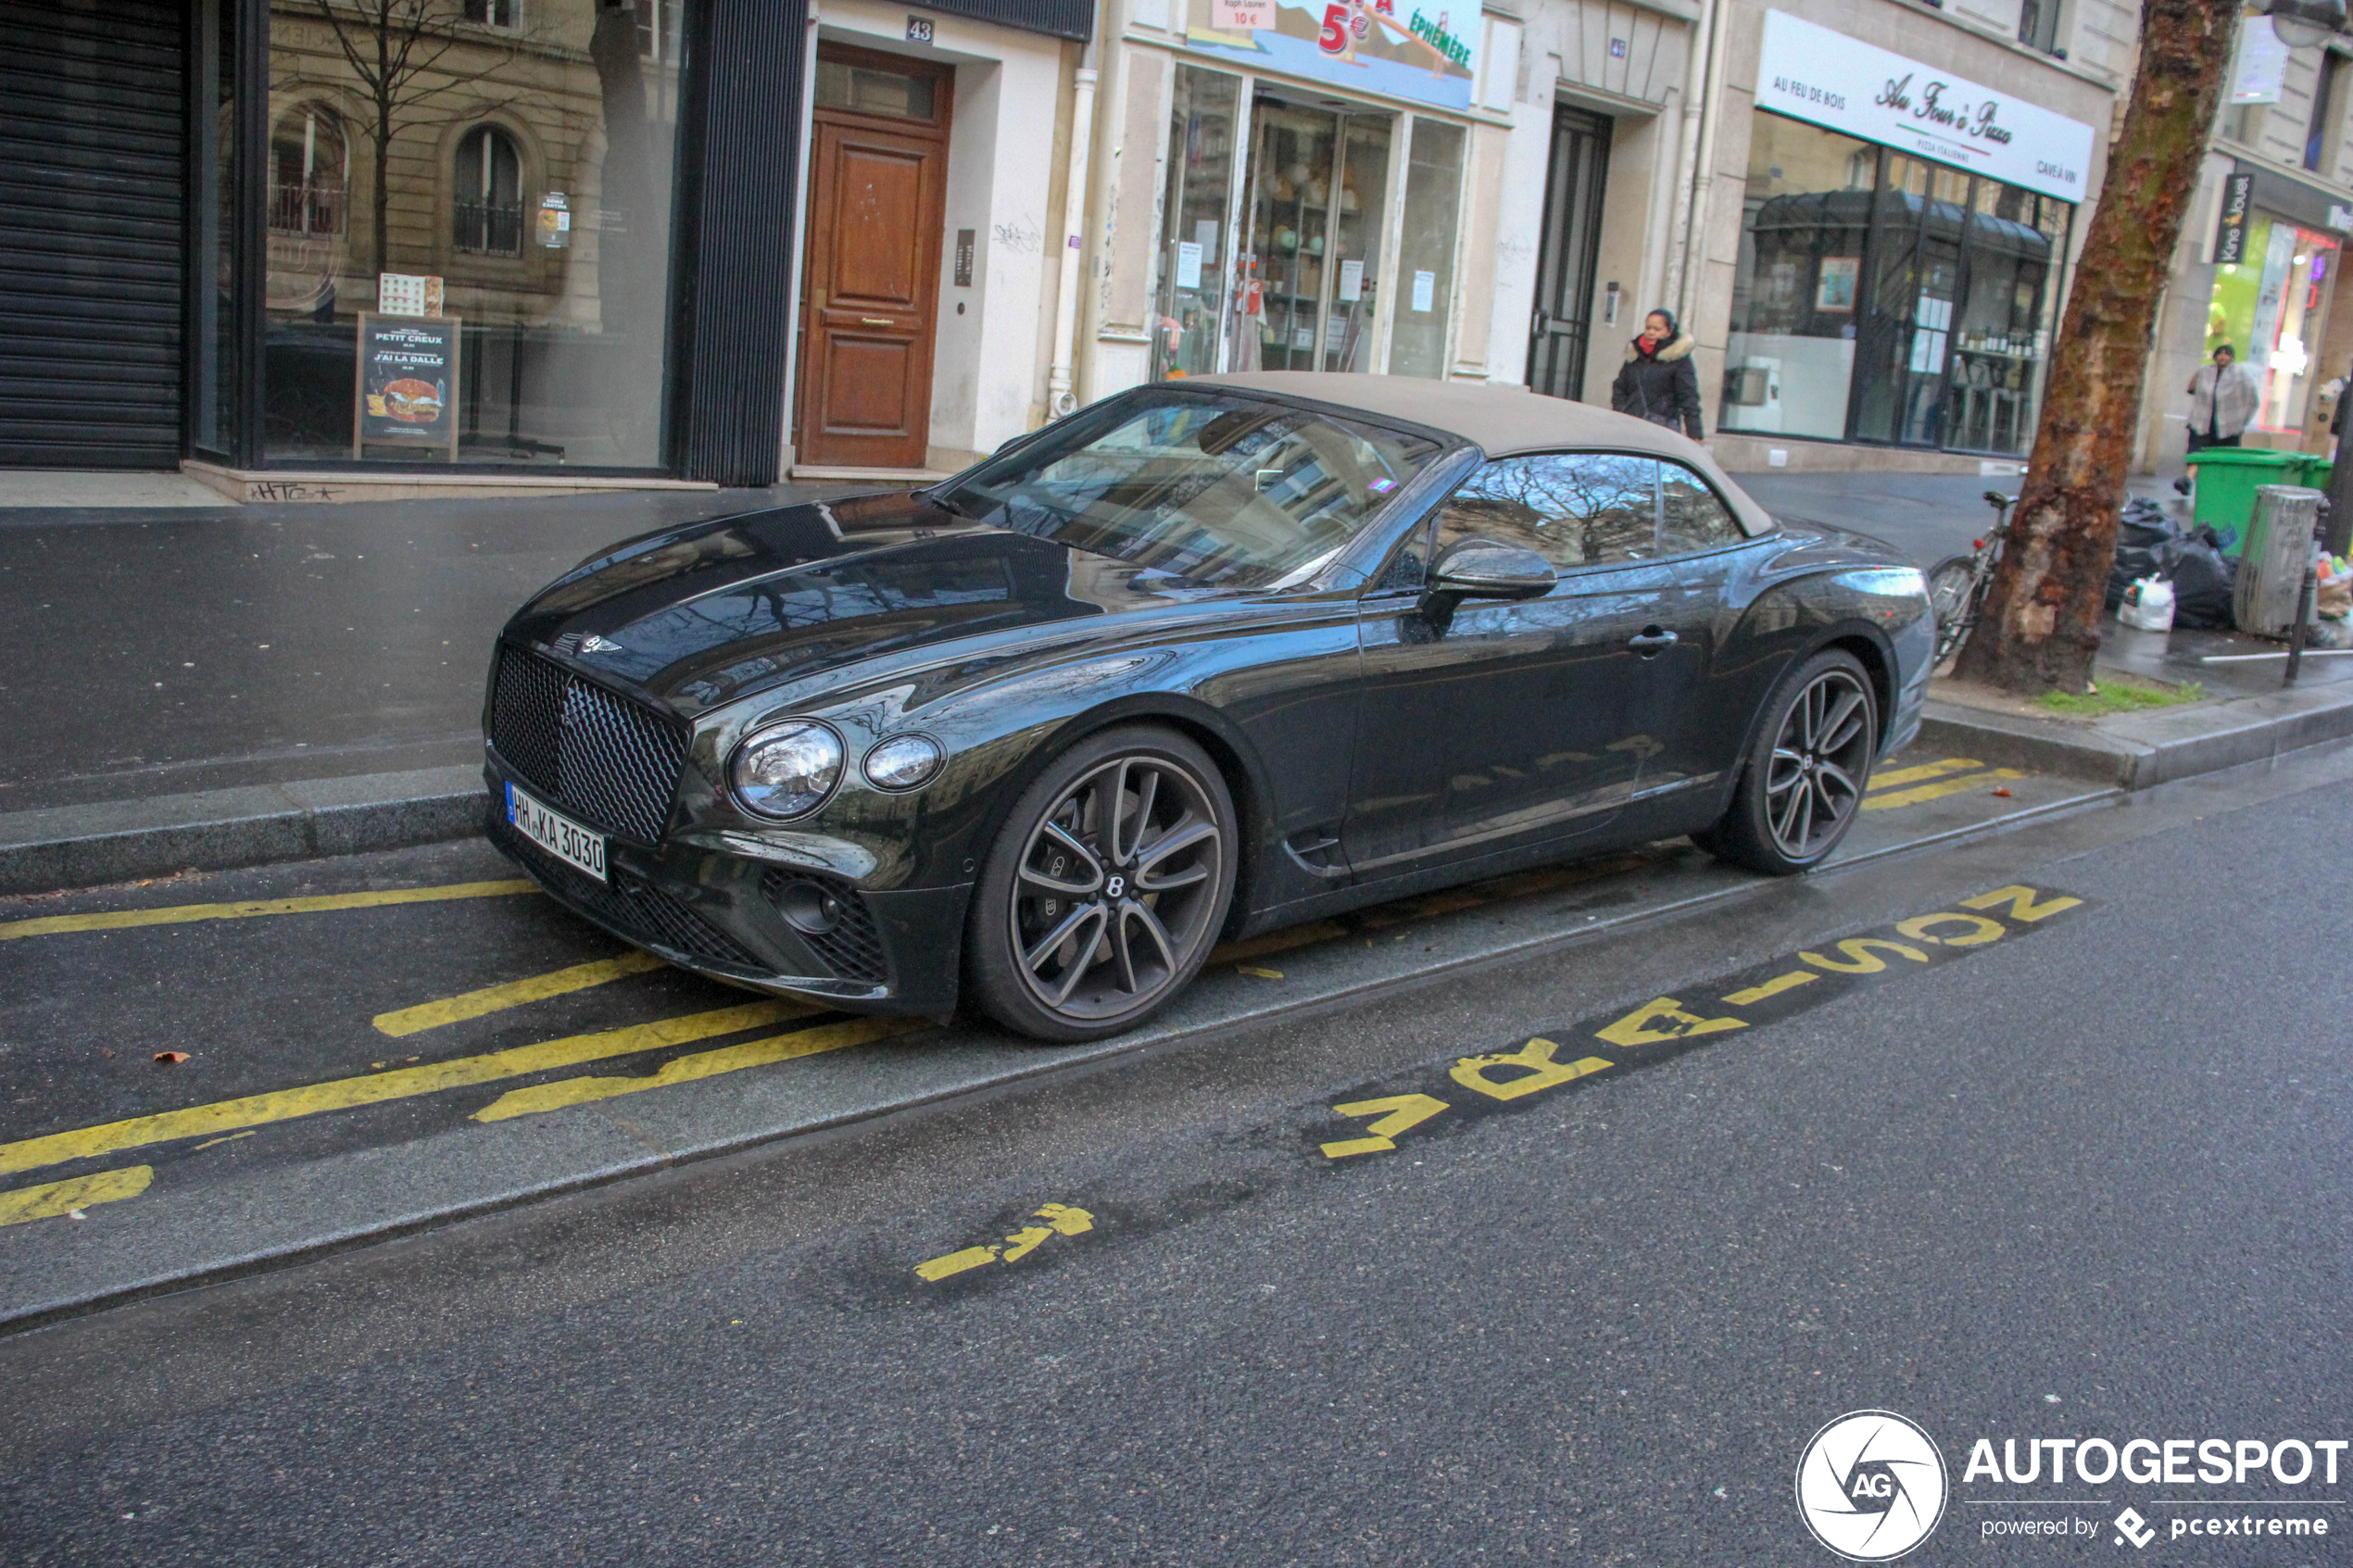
(906, 14), (934, 41)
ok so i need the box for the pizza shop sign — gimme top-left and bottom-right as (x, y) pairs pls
(1755, 10), (2097, 204)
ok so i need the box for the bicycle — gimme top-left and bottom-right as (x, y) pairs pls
(1926, 490), (2020, 667)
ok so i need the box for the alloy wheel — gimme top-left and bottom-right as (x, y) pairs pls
(1764, 669), (1873, 860)
(1009, 752), (1226, 1022)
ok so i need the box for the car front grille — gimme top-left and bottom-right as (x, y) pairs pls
(761, 868), (890, 984)
(491, 817), (762, 970)
(491, 643), (686, 844)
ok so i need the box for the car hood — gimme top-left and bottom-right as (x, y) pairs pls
(503, 492), (1244, 716)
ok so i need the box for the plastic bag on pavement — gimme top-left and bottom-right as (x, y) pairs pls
(2106, 498), (2177, 611)
(2118, 575), (2176, 631)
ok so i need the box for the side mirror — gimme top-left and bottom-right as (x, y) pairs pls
(1428, 540), (1556, 602)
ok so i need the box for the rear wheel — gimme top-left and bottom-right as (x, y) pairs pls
(966, 726), (1237, 1042)
(1699, 649), (1878, 876)
(1926, 556), (1977, 664)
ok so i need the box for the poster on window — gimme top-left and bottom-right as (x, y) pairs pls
(354, 313), (462, 458)
(1815, 257), (1858, 312)
(1182, 0), (1476, 111)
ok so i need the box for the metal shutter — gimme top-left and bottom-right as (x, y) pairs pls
(0, 0), (184, 469)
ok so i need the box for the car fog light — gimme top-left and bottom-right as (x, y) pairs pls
(862, 733), (945, 792)
(730, 721), (843, 819)
(770, 877), (845, 934)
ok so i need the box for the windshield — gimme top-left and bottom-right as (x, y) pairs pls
(936, 390), (1444, 591)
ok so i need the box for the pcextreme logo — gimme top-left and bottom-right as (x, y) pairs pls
(1796, 1411), (1950, 1561)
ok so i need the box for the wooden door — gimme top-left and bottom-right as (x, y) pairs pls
(796, 48), (953, 470)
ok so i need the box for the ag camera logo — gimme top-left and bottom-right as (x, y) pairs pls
(1796, 1410), (1949, 1561)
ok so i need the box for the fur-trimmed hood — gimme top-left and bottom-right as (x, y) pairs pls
(1624, 332), (1696, 363)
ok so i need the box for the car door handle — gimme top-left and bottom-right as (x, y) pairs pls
(1629, 627), (1679, 655)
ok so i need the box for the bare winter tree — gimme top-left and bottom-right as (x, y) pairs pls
(306, 0), (521, 276)
(1953, 0), (2237, 694)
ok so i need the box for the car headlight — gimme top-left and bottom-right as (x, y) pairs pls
(863, 734), (945, 792)
(729, 721), (843, 819)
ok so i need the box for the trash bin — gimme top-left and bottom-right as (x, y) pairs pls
(2234, 483), (2323, 637)
(2186, 448), (2302, 554)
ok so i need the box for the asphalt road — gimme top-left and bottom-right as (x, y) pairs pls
(3, 759), (2350, 1565)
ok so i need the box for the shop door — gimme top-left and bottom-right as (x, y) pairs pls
(795, 47), (953, 470)
(1526, 107), (1611, 401)
(1239, 94), (1391, 374)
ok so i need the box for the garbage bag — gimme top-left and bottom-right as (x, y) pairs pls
(2158, 526), (2238, 630)
(2106, 499), (2180, 611)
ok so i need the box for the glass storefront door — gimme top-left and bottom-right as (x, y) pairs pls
(1241, 94), (1391, 372)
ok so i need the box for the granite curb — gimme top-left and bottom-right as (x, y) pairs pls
(1918, 678), (2353, 790)
(0, 766), (485, 896)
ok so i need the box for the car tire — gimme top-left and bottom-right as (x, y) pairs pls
(966, 725), (1239, 1042)
(1699, 648), (1878, 876)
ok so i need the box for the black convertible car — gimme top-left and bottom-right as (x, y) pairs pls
(482, 374), (1931, 1040)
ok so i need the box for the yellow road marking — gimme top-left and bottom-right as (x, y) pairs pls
(0, 1165), (153, 1227)
(915, 1203), (1095, 1281)
(1235, 965), (1284, 980)
(1321, 1093), (1450, 1158)
(372, 952), (666, 1036)
(0, 999), (815, 1178)
(471, 1014), (918, 1122)
(0, 880), (538, 942)
(192, 1130), (257, 1151)
(1867, 758), (1982, 790)
(1722, 970), (1818, 1006)
(1861, 769), (2025, 810)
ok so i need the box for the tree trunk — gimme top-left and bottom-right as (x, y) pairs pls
(1952, 0), (2236, 694)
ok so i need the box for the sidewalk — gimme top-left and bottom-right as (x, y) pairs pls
(0, 483), (841, 815)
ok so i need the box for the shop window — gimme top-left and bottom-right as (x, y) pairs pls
(1720, 115), (1875, 442)
(1390, 119), (1465, 379)
(263, 0), (684, 467)
(453, 126), (525, 256)
(1725, 114), (2070, 456)
(270, 106), (346, 238)
(1435, 453), (1659, 568)
(2210, 213), (2341, 433)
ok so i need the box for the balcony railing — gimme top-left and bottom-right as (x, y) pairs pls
(269, 182), (345, 238)
(453, 199), (524, 257)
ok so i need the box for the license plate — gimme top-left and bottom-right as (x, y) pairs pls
(506, 782), (607, 883)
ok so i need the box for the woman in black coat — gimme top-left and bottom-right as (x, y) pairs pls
(1610, 307), (1704, 440)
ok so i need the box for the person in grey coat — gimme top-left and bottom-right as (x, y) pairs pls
(2185, 342), (2261, 452)
(1611, 308), (1704, 440)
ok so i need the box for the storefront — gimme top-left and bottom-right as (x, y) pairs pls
(0, 0), (1088, 497)
(1711, 9), (2100, 461)
(1094, 0), (1512, 392)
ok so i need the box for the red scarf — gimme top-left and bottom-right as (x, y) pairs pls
(1635, 335), (1663, 359)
